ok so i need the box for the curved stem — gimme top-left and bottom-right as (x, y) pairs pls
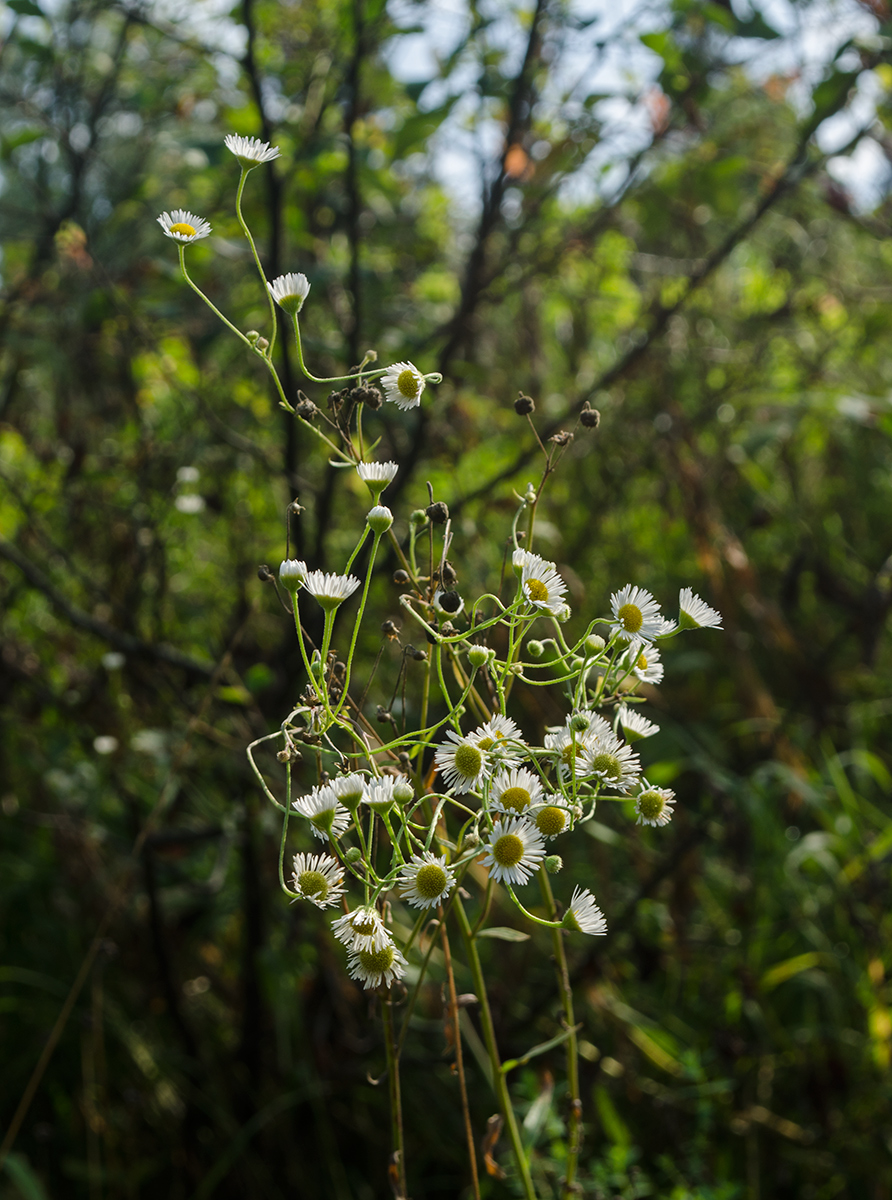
(234, 165), (278, 357)
(179, 246), (253, 349)
(381, 997), (407, 1198)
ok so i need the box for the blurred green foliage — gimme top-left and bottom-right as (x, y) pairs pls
(2, 0), (892, 1196)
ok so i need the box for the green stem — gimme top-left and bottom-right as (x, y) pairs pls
(292, 314), (385, 385)
(454, 897), (537, 1200)
(333, 530), (382, 720)
(538, 867), (582, 1196)
(179, 246), (253, 349)
(381, 997), (407, 1198)
(234, 166), (278, 357)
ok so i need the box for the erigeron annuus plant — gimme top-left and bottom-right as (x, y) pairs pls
(162, 134), (724, 1200)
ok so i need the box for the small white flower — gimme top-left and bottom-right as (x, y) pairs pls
(583, 731), (641, 794)
(544, 711), (611, 779)
(157, 209), (212, 243)
(635, 781), (675, 827)
(333, 906), (391, 952)
(678, 587), (723, 631)
(357, 460), (398, 498)
(623, 642), (664, 685)
(382, 361), (425, 410)
(292, 783), (350, 841)
(279, 559), (308, 590)
(609, 585), (666, 644)
(362, 777), (397, 814)
(224, 133), (281, 167)
(473, 714), (524, 770)
(331, 773), (367, 810)
(512, 548), (532, 576)
(347, 941), (408, 990)
(481, 816), (546, 886)
(302, 570), (361, 610)
(267, 272), (311, 315)
(562, 887), (607, 935)
(398, 852), (455, 910)
(434, 730), (487, 793)
(616, 705), (660, 742)
(533, 803), (572, 840)
(489, 766), (543, 815)
(291, 853), (345, 909)
(519, 552), (568, 615)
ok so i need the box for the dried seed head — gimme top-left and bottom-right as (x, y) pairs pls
(426, 500), (449, 524)
(295, 392), (318, 419)
(549, 430), (573, 447)
(327, 388), (347, 411)
(514, 392), (535, 415)
(393, 569), (410, 585)
(381, 619), (400, 638)
(440, 560), (458, 587)
(349, 383), (383, 409)
(580, 401), (600, 429)
(257, 564), (275, 583)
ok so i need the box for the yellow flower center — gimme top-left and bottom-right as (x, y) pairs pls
(561, 742), (584, 767)
(637, 653), (648, 671)
(297, 869), (328, 899)
(415, 864), (448, 899)
(536, 806), (566, 837)
(638, 790), (664, 821)
(453, 743), (482, 779)
(170, 222), (196, 237)
(352, 914), (378, 936)
(358, 945), (395, 973)
(617, 602), (642, 632)
(477, 736), (494, 750)
(499, 786), (531, 812)
(493, 833), (524, 867)
(397, 369), (419, 399)
(590, 752), (621, 780)
(526, 578), (549, 603)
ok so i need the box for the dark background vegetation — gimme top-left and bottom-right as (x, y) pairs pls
(2, 0), (892, 1196)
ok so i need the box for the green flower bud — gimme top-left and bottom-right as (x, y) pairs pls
(584, 635), (605, 656)
(409, 509), (428, 527)
(544, 854), (563, 875)
(393, 779), (414, 806)
(345, 847), (362, 864)
(367, 505), (394, 533)
(467, 644), (494, 669)
(527, 640), (544, 658)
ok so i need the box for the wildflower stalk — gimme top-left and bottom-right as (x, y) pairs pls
(538, 866), (582, 1197)
(234, 166), (278, 357)
(381, 996), (407, 1198)
(440, 912), (481, 1200)
(454, 896), (537, 1200)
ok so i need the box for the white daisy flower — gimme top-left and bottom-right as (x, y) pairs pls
(330, 773), (367, 810)
(482, 816), (546, 885)
(520, 552), (568, 615)
(292, 783), (350, 841)
(362, 777), (397, 814)
(489, 766), (543, 815)
(562, 887), (607, 935)
(473, 714), (524, 770)
(678, 587), (723, 631)
(623, 642), (664, 685)
(332, 905), (390, 952)
(347, 942), (408, 990)
(544, 711), (611, 779)
(512, 547), (532, 576)
(382, 361), (425, 410)
(302, 570), (361, 611)
(291, 853), (345, 909)
(533, 803), (571, 840)
(278, 558), (308, 591)
(356, 460), (398, 499)
(224, 133), (281, 167)
(157, 210), (212, 243)
(609, 585), (666, 644)
(583, 732), (641, 794)
(267, 272), (311, 315)
(434, 730), (487, 794)
(635, 782), (676, 827)
(616, 705), (660, 742)
(398, 852), (455, 910)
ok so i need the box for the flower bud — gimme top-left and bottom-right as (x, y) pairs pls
(556, 603), (571, 622)
(410, 509), (428, 527)
(544, 855), (563, 875)
(571, 657), (584, 672)
(367, 505), (394, 533)
(467, 644), (494, 668)
(526, 639), (544, 658)
(279, 559), (307, 592)
(569, 712), (590, 734)
(393, 779), (414, 805)
(584, 635), (605, 656)
(345, 847), (362, 864)
(514, 391), (535, 415)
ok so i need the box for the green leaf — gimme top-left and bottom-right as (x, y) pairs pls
(476, 926), (530, 942)
(8, 0), (44, 14)
(761, 952), (824, 992)
(3, 1153), (49, 1200)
